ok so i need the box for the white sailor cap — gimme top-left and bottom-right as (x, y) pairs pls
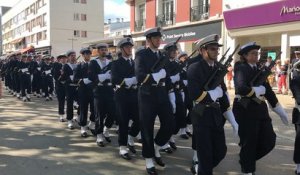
(163, 41), (177, 51)
(117, 37), (134, 48)
(80, 47), (92, 54)
(177, 52), (188, 59)
(57, 53), (67, 59)
(195, 34), (223, 49)
(66, 50), (76, 56)
(144, 27), (163, 38)
(96, 43), (109, 49)
(238, 42), (261, 56)
(295, 50), (300, 54)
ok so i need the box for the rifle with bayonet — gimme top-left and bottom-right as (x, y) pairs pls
(239, 51), (281, 108)
(203, 45), (239, 91)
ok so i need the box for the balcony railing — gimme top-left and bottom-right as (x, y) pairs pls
(156, 13), (176, 27)
(191, 5), (209, 22)
(134, 19), (146, 32)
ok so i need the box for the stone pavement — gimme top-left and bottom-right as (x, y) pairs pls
(0, 89), (297, 175)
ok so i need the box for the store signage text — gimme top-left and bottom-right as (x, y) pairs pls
(162, 32), (196, 40)
(280, 5), (300, 16)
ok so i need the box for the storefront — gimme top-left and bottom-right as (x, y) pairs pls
(223, 0), (300, 63)
(132, 19), (223, 56)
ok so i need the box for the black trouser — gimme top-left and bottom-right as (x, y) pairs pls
(66, 85), (77, 120)
(295, 124), (300, 163)
(94, 86), (116, 134)
(174, 90), (187, 134)
(56, 81), (65, 115)
(5, 73), (10, 88)
(237, 117), (276, 173)
(43, 75), (53, 97)
(192, 107), (227, 175)
(32, 73), (42, 94)
(138, 86), (175, 158)
(115, 89), (140, 146)
(20, 73), (31, 97)
(78, 85), (95, 126)
(13, 72), (20, 93)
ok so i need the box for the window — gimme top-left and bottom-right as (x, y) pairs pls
(81, 0), (87, 4)
(81, 14), (87, 21)
(42, 30), (47, 40)
(37, 32), (43, 41)
(43, 14), (47, 26)
(31, 34), (36, 43)
(42, 0), (46, 6)
(73, 0), (79, 3)
(81, 31), (87, 37)
(162, 0), (174, 22)
(74, 13), (80, 21)
(30, 3), (36, 14)
(74, 30), (80, 37)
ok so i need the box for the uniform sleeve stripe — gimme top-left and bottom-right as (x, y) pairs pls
(142, 74), (150, 84)
(246, 89), (255, 97)
(195, 91), (207, 103)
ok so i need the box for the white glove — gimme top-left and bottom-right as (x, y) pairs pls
(124, 77), (137, 87)
(45, 70), (51, 75)
(69, 75), (74, 81)
(30, 75), (33, 82)
(37, 67), (41, 71)
(208, 86), (223, 102)
(98, 73), (111, 82)
(152, 69), (166, 84)
(223, 110), (239, 136)
(170, 73), (180, 83)
(252, 85), (266, 97)
(183, 80), (188, 86)
(272, 103), (289, 125)
(168, 92), (176, 114)
(21, 68), (28, 73)
(181, 91), (185, 102)
(83, 78), (92, 84)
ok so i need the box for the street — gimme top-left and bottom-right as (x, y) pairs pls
(0, 89), (297, 175)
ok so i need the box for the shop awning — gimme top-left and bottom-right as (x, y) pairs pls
(21, 46), (35, 54)
(10, 37), (25, 44)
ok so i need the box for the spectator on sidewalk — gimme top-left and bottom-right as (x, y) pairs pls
(277, 59), (289, 95)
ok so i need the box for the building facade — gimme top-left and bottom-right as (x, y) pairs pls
(2, 0), (103, 56)
(126, 0), (223, 55)
(0, 6), (11, 56)
(223, 0), (300, 63)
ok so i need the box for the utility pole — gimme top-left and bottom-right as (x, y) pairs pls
(68, 38), (77, 49)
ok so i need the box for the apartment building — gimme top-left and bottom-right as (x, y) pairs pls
(0, 6), (11, 55)
(126, 0), (223, 54)
(223, 0), (300, 62)
(2, 0), (103, 56)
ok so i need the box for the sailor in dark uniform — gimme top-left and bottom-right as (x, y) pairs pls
(19, 54), (31, 101)
(135, 27), (175, 175)
(53, 54), (67, 122)
(187, 34), (238, 175)
(88, 43), (116, 147)
(232, 42), (289, 175)
(290, 50), (300, 175)
(32, 54), (43, 98)
(111, 37), (140, 160)
(41, 56), (54, 101)
(74, 47), (95, 137)
(60, 50), (78, 129)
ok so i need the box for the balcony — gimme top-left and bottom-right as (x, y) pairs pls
(156, 13), (176, 27)
(134, 19), (146, 32)
(191, 5), (209, 22)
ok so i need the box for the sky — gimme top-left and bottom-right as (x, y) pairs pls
(0, 0), (130, 22)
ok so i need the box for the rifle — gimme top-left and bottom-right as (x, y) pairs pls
(239, 51), (281, 108)
(203, 45), (239, 90)
(151, 36), (182, 73)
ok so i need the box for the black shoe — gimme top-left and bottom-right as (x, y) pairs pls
(190, 164), (197, 175)
(180, 134), (189, 140)
(160, 147), (173, 154)
(138, 139), (143, 143)
(169, 142), (177, 150)
(120, 153), (131, 160)
(81, 132), (88, 138)
(97, 141), (105, 147)
(90, 129), (97, 136)
(154, 157), (165, 167)
(105, 136), (111, 143)
(186, 131), (192, 137)
(146, 167), (157, 175)
(128, 145), (136, 154)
